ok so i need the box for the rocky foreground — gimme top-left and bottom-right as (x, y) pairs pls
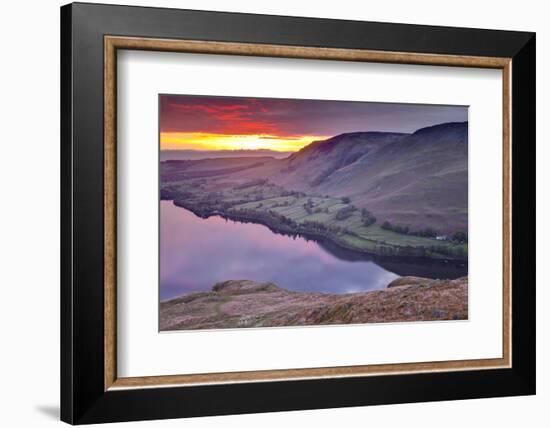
(160, 277), (468, 330)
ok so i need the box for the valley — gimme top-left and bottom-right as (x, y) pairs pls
(161, 122), (469, 261)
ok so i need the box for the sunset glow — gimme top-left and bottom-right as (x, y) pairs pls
(160, 94), (468, 152)
(160, 132), (327, 152)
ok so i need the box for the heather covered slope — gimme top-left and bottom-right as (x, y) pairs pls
(160, 277), (468, 331)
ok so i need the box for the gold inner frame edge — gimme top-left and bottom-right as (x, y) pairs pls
(104, 35), (512, 391)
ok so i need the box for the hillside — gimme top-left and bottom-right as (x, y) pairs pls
(271, 131), (408, 190)
(160, 122), (469, 260)
(266, 122), (468, 233)
(160, 277), (468, 330)
(307, 122), (468, 233)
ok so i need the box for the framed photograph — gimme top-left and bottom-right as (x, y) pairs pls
(61, 2), (535, 424)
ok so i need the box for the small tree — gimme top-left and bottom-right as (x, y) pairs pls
(420, 227), (437, 238)
(360, 208), (376, 227)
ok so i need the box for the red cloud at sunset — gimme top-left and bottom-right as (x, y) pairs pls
(160, 94), (468, 152)
(161, 96), (282, 136)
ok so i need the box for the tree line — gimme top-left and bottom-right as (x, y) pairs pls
(381, 220), (468, 243)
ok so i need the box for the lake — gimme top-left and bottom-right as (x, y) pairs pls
(160, 201), (467, 300)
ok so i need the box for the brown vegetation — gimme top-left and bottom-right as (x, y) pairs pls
(160, 277), (468, 331)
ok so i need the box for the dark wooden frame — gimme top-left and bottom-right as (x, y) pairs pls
(61, 2), (536, 424)
(104, 37), (514, 389)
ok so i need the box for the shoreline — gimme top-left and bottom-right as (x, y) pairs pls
(167, 198), (468, 263)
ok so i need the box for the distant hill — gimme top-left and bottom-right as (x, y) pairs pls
(160, 149), (293, 161)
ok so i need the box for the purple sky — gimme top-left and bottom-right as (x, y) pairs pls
(160, 94), (468, 137)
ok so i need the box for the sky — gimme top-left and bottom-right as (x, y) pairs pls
(160, 94), (467, 152)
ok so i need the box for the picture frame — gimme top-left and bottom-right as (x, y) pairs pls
(61, 2), (535, 424)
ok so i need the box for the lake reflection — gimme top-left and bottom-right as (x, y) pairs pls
(160, 201), (400, 300)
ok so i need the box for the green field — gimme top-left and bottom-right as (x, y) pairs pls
(236, 194), (466, 258)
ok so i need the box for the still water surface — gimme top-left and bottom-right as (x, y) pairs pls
(160, 201), (466, 300)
